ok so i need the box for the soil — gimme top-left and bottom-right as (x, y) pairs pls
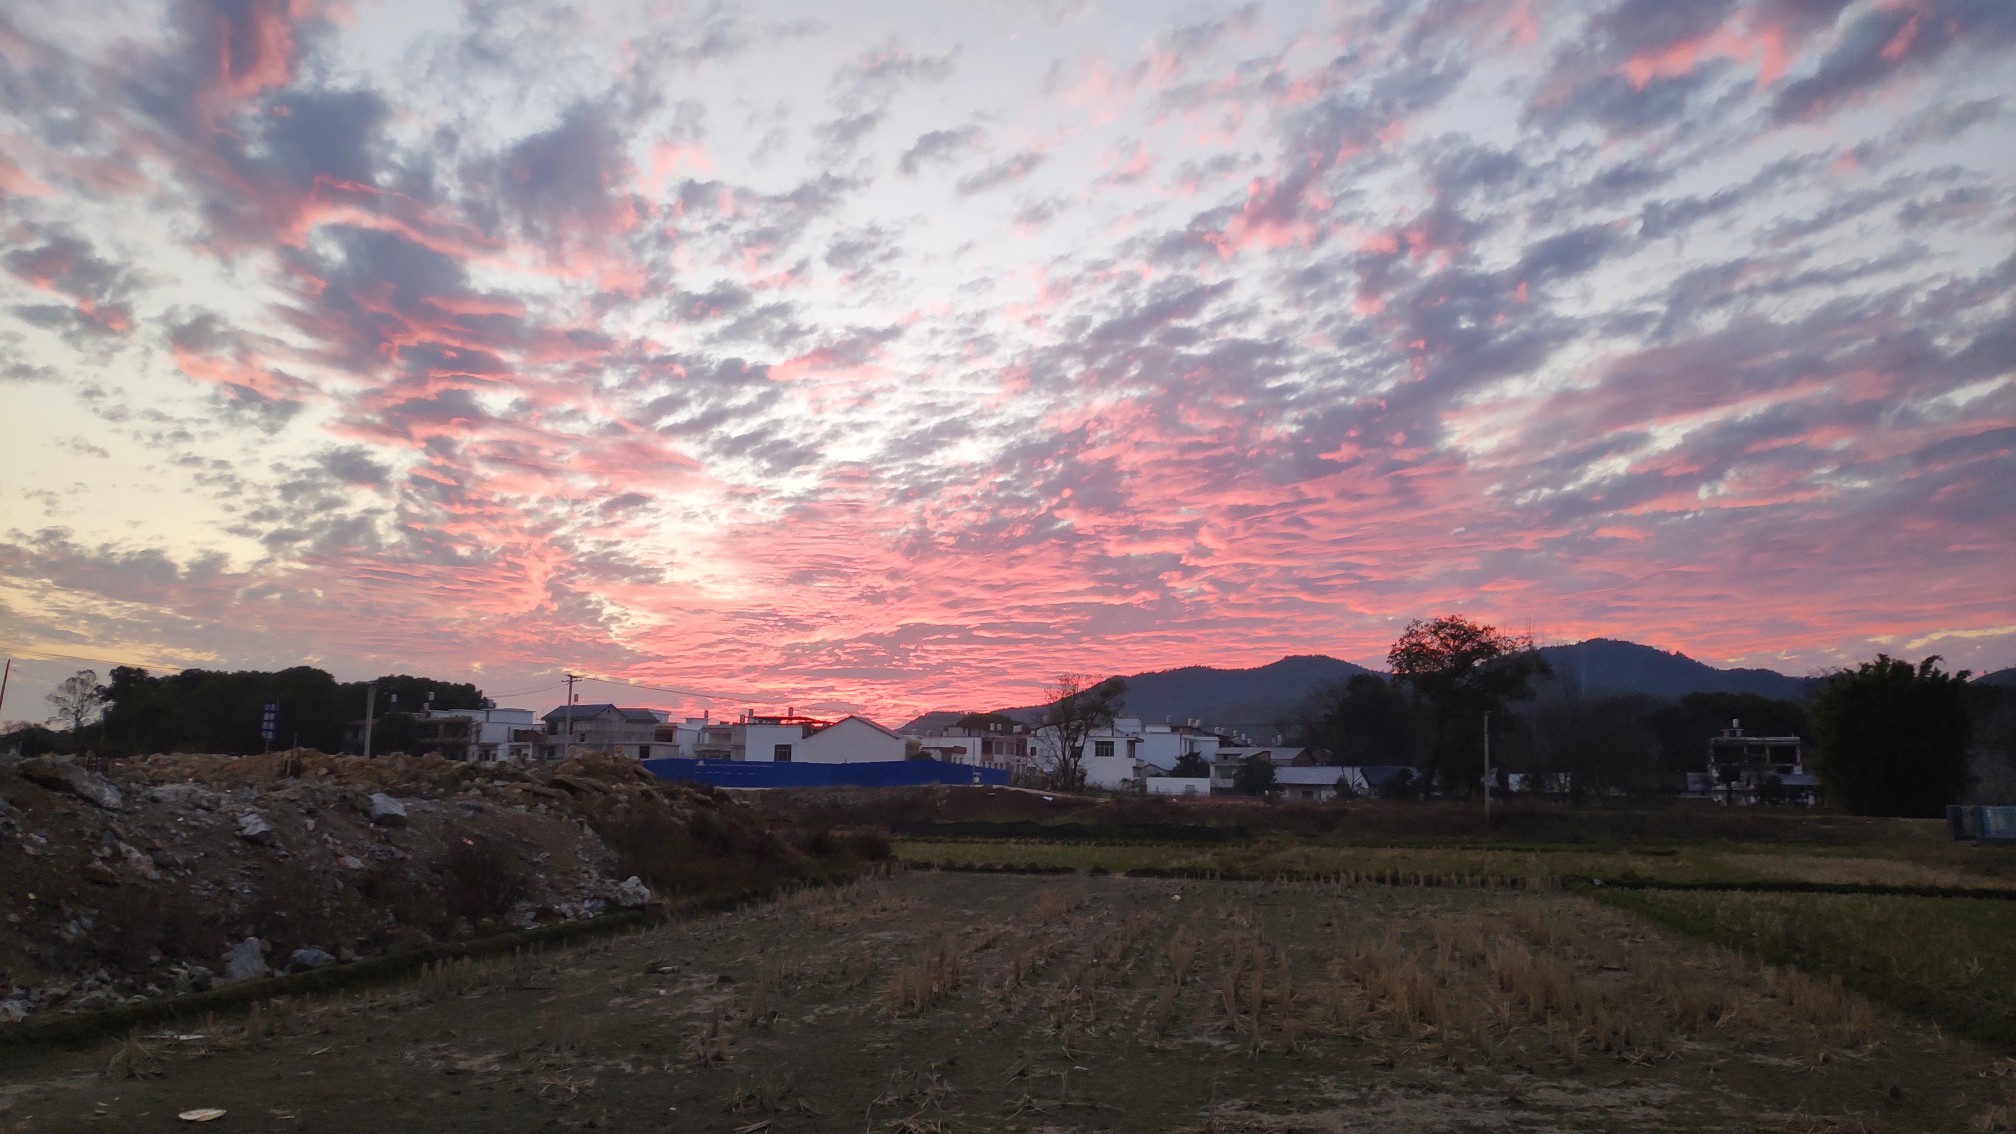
(0, 873), (2005, 1133)
(0, 751), (807, 1024)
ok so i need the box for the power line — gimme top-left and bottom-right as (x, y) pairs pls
(575, 673), (768, 706)
(5, 650), (192, 673)
(486, 679), (569, 700)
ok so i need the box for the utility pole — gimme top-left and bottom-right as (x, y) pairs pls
(362, 683), (377, 759)
(564, 673), (580, 754)
(1483, 711), (1492, 828)
(0, 658), (11, 724)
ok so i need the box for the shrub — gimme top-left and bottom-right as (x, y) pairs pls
(842, 829), (893, 861)
(443, 834), (525, 922)
(800, 828), (843, 858)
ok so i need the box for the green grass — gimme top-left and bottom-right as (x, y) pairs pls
(1595, 888), (2016, 1052)
(893, 836), (2016, 889)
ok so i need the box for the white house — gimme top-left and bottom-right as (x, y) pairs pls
(408, 707), (543, 763)
(672, 712), (907, 763)
(906, 720), (1033, 773)
(1036, 717), (1235, 789)
(1272, 766), (1352, 801)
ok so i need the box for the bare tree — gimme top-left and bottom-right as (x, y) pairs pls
(46, 669), (108, 734)
(1033, 673), (1127, 791)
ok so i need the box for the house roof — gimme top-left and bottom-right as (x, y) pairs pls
(542, 704), (661, 724)
(813, 714), (904, 740)
(1349, 765), (1417, 786)
(1273, 766), (1348, 786)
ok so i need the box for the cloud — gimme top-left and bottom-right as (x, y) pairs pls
(955, 151), (1046, 195)
(898, 127), (982, 175)
(0, 0), (2008, 724)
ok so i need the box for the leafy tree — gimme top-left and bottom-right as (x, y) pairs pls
(1526, 693), (1666, 802)
(98, 666), (490, 755)
(1811, 655), (1972, 817)
(1387, 616), (1550, 794)
(1645, 692), (1810, 772)
(1, 722), (65, 758)
(1231, 754), (1277, 796)
(1035, 673), (1128, 792)
(1301, 674), (1419, 766)
(1170, 751), (1212, 779)
(1374, 767), (1420, 800)
(46, 669), (108, 734)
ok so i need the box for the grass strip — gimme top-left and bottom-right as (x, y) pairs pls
(1582, 877), (2016, 900)
(1593, 887), (2016, 1054)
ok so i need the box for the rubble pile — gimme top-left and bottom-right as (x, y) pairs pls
(0, 750), (802, 1024)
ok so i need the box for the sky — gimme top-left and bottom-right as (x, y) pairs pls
(1, 0), (2013, 727)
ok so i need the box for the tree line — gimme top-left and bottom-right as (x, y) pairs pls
(4, 665), (487, 758)
(1285, 617), (2005, 817)
(1040, 614), (2005, 818)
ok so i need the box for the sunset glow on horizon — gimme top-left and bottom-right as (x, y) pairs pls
(1, 0), (2012, 723)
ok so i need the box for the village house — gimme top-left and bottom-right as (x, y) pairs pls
(409, 707), (543, 763)
(669, 711), (908, 764)
(1051, 717), (1236, 789)
(541, 704), (672, 760)
(1695, 719), (1815, 805)
(910, 718), (1034, 773)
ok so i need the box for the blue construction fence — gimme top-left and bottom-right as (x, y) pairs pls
(1947, 805), (2016, 843)
(641, 757), (1010, 790)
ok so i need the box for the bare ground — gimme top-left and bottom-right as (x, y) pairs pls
(1, 872), (2008, 1133)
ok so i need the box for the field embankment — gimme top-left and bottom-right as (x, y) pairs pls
(0, 751), (879, 1032)
(1, 872), (2007, 1132)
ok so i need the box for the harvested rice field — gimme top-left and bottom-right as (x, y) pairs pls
(2, 872), (2009, 1133)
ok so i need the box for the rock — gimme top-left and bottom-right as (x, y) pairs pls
(612, 876), (653, 909)
(0, 998), (28, 1023)
(82, 860), (120, 887)
(335, 855), (366, 871)
(287, 947), (335, 971)
(16, 757), (124, 811)
(236, 811), (276, 846)
(219, 938), (269, 984)
(67, 988), (112, 1012)
(172, 966), (214, 994)
(119, 842), (161, 881)
(367, 793), (407, 826)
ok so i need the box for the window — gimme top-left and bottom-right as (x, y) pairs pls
(638, 745), (650, 759)
(1094, 740), (1115, 759)
(774, 744), (793, 762)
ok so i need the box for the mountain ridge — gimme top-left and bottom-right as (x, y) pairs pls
(891, 639), (1968, 734)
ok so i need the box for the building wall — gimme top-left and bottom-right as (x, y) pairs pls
(742, 722), (805, 762)
(1145, 776), (1212, 796)
(800, 717), (906, 763)
(1082, 752), (1140, 790)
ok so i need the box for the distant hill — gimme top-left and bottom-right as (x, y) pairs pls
(1091, 654), (1376, 735)
(895, 710), (967, 734)
(898, 655), (1374, 738)
(1977, 667), (2016, 688)
(1535, 638), (1817, 701)
(897, 639), (1838, 735)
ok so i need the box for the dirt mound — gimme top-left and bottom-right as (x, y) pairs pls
(0, 750), (835, 1025)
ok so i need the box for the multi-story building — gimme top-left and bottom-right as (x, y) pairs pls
(408, 707), (543, 763)
(1703, 720), (1814, 804)
(912, 720), (1034, 772)
(540, 704), (672, 760)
